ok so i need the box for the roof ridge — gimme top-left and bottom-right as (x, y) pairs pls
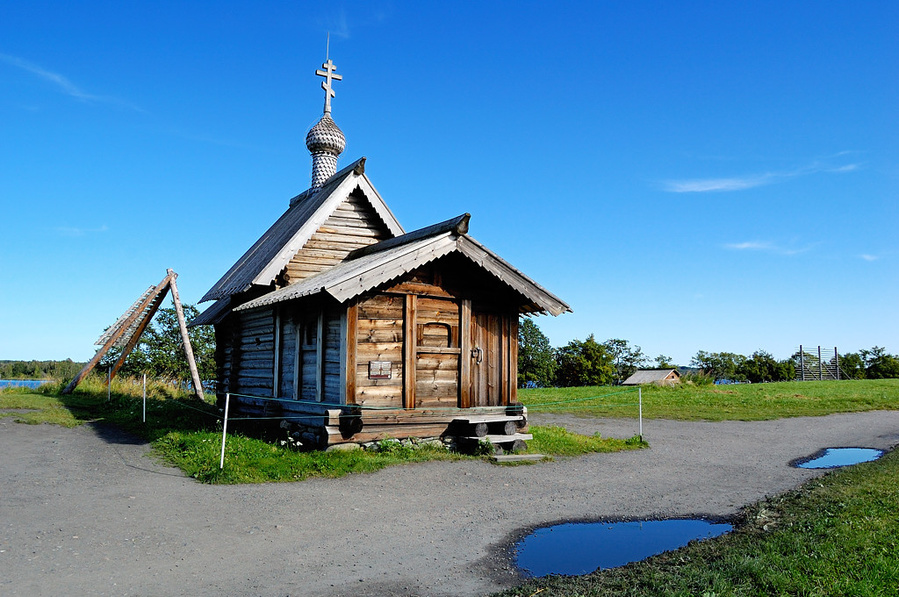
(347, 213), (470, 260)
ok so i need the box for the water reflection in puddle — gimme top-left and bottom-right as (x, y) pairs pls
(794, 447), (884, 469)
(515, 519), (732, 577)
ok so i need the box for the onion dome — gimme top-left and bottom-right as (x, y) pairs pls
(305, 114), (346, 156)
(306, 115), (345, 190)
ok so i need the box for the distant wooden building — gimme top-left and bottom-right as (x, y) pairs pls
(192, 59), (569, 447)
(622, 369), (681, 386)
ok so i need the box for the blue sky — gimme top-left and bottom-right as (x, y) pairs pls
(1, 1), (896, 366)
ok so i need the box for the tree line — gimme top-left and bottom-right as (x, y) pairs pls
(518, 318), (899, 387)
(0, 359), (85, 380)
(2, 305), (215, 385)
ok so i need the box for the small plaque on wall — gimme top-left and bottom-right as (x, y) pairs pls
(368, 361), (392, 380)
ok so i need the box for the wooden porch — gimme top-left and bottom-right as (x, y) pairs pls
(225, 394), (528, 448)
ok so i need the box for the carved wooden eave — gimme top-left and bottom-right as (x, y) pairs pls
(199, 157), (403, 303)
(233, 215), (572, 317)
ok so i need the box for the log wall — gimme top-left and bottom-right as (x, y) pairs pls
(231, 306), (275, 395)
(353, 294), (404, 408)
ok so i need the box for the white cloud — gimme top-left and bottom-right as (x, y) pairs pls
(724, 240), (814, 256)
(0, 52), (142, 111)
(666, 175), (773, 193)
(54, 225), (109, 237)
(663, 157), (861, 193)
(724, 241), (774, 251)
(860, 254), (878, 261)
(0, 52), (98, 100)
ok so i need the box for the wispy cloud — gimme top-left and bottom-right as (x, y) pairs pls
(666, 175), (772, 193)
(724, 240), (815, 256)
(663, 157), (861, 193)
(54, 225), (109, 237)
(860, 254), (878, 261)
(0, 53), (143, 111)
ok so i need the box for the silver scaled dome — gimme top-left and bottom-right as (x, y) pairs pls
(305, 115), (346, 155)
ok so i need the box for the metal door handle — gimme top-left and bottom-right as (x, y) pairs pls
(472, 346), (483, 364)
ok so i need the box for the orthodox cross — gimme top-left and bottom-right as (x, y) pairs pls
(315, 58), (342, 115)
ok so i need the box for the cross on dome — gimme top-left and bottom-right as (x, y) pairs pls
(315, 59), (342, 115)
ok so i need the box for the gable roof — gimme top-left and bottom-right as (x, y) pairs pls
(622, 369), (681, 385)
(233, 214), (571, 317)
(200, 157), (404, 303)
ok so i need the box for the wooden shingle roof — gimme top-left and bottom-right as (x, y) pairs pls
(234, 214), (571, 317)
(199, 157), (403, 303)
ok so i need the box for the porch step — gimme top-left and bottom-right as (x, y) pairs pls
(450, 414), (528, 437)
(458, 432), (533, 455)
(452, 415), (523, 424)
(461, 433), (533, 443)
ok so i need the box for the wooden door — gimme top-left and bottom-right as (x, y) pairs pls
(469, 310), (516, 407)
(413, 297), (461, 409)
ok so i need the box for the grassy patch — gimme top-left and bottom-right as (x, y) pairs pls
(528, 425), (646, 457)
(494, 447), (899, 597)
(521, 378), (899, 421)
(0, 391), (100, 427)
(155, 432), (467, 484)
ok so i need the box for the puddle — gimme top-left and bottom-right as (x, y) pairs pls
(793, 447), (885, 469)
(514, 519), (732, 577)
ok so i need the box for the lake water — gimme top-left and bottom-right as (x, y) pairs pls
(0, 379), (49, 389)
(794, 447), (885, 469)
(515, 518), (733, 577)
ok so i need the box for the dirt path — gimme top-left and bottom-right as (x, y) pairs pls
(2, 411), (898, 597)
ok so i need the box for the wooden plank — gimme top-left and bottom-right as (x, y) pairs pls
(356, 342), (403, 358)
(500, 313), (509, 406)
(384, 281), (454, 298)
(355, 384), (403, 399)
(403, 294), (416, 409)
(272, 308), (281, 398)
(415, 347), (462, 355)
(326, 423), (452, 444)
(168, 270), (205, 399)
(459, 299), (471, 409)
(357, 328), (403, 343)
(315, 224), (385, 238)
(510, 314), (519, 405)
(345, 303), (357, 405)
(315, 314), (324, 401)
(305, 234), (376, 248)
(452, 415), (523, 424)
(460, 433), (533, 442)
(358, 300), (403, 320)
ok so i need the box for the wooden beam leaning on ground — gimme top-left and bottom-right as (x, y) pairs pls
(62, 271), (175, 395)
(61, 269), (205, 398)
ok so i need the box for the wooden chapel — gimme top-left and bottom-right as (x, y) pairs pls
(192, 57), (570, 447)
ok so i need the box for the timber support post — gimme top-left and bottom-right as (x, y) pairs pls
(168, 269), (205, 400)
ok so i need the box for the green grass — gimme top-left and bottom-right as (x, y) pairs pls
(493, 446), (899, 597)
(1, 380), (644, 483)
(521, 378), (899, 421)
(155, 431), (471, 483)
(528, 425), (646, 456)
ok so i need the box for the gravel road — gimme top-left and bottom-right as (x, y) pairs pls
(2, 410), (898, 597)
